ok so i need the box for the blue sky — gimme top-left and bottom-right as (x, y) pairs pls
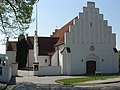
(0, 0), (120, 54)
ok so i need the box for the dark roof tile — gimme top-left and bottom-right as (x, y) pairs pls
(7, 41), (16, 51)
(27, 37), (34, 49)
(38, 37), (59, 55)
(27, 37), (59, 55)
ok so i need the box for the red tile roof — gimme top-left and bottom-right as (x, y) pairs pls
(7, 41), (16, 51)
(38, 37), (59, 55)
(27, 36), (59, 55)
(7, 37), (59, 56)
(51, 16), (78, 46)
(7, 17), (78, 55)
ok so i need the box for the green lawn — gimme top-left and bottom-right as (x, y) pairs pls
(56, 76), (119, 85)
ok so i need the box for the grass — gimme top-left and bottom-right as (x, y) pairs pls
(55, 76), (119, 85)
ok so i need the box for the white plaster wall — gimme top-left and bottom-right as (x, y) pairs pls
(51, 45), (64, 67)
(6, 51), (16, 65)
(112, 34), (116, 48)
(64, 44), (119, 75)
(51, 51), (58, 66)
(34, 66), (61, 76)
(62, 50), (71, 75)
(38, 56), (50, 66)
(64, 2), (119, 75)
(26, 50), (35, 67)
(12, 63), (18, 76)
(96, 46), (119, 73)
(70, 45), (90, 75)
(59, 45), (64, 65)
(0, 65), (12, 83)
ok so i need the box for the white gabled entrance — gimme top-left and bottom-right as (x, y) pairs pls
(86, 60), (96, 74)
(86, 53), (100, 74)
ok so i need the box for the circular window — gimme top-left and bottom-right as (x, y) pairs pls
(90, 46), (95, 51)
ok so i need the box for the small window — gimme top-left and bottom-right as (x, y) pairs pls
(113, 48), (118, 53)
(90, 22), (92, 27)
(66, 47), (71, 53)
(45, 59), (47, 63)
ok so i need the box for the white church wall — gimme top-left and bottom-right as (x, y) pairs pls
(34, 66), (61, 76)
(70, 45), (89, 75)
(59, 45), (65, 66)
(38, 56), (50, 66)
(11, 63), (18, 76)
(62, 50), (72, 75)
(65, 44), (119, 75)
(66, 53), (72, 75)
(96, 46), (119, 73)
(112, 34), (116, 48)
(58, 45), (63, 74)
(62, 51), (65, 74)
(27, 50), (35, 67)
(64, 2), (119, 75)
(51, 51), (58, 66)
(6, 51), (18, 77)
(7, 51), (16, 65)
(51, 45), (65, 67)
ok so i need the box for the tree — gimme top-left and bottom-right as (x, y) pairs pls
(16, 34), (28, 69)
(0, 0), (38, 37)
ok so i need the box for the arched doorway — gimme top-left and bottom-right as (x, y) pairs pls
(86, 61), (96, 74)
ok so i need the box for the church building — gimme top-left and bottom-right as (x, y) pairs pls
(7, 2), (119, 75)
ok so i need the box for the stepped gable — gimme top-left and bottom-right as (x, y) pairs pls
(51, 16), (78, 46)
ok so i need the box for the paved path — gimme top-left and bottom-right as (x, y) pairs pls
(17, 75), (75, 84)
(17, 70), (120, 85)
(0, 83), (7, 90)
(16, 70), (120, 89)
(2, 70), (120, 90)
(17, 70), (83, 84)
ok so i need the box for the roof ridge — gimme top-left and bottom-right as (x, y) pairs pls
(51, 16), (78, 37)
(51, 16), (78, 46)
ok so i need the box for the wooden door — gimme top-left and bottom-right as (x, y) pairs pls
(86, 61), (96, 74)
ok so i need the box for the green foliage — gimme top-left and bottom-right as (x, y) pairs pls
(18, 33), (25, 41)
(17, 33), (28, 69)
(56, 76), (119, 85)
(0, 0), (38, 37)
